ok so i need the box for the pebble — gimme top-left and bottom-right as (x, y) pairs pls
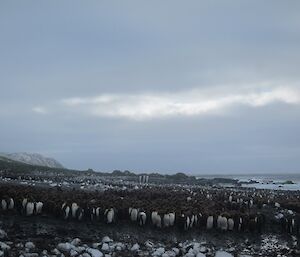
(164, 250), (176, 257)
(153, 247), (165, 256)
(199, 246), (207, 253)
(215, 251), (234, 257)
(131, 243), (140, 251)
(0, 242), (10, 251)
(0, 230), (7, 240)
(92, 243), (101, 249)
(25, 242), (35, 250)
(71, 238), (81, 246)
(57, 242), (74, 252)
(70, 249), (78, 257)
(86, 248), (104, 257)
(145, 240), (155, 248)
(101, 243), (109, 252)
(172, 248), (180, 255)
(52, 248), (61, 255)
(76, 246), (86, 253)
(102, 236), (113, 243)
(23, 254), (39, 257)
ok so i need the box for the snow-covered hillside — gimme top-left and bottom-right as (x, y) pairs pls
(0, 152), (64, 168)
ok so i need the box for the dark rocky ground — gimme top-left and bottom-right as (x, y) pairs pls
(1, 171), (300, 257)
(0, 213), (299, 257)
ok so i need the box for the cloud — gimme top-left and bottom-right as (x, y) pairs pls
(32, 106), (48, 114)
(59, 86), (300, 120)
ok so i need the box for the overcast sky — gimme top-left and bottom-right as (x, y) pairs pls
(1, 1), (300, 174)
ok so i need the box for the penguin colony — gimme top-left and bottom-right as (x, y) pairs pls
(0, 184), (300, 235)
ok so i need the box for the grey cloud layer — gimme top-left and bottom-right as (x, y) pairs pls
(34, 85), (300, 120)
(0, 1), (300, 173)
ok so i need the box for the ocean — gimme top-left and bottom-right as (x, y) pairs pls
(196, 173), (300, 191)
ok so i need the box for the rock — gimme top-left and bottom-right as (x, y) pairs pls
(0, 242), (10, 251)
(86, 248), (103, 257)
(145, 240), (155, 248)
(25, 242), (35, 250)
(215, 251), (233, 257)
(57, 242), (74, 253)
(199, 247), (207, 253)
(16, 243), (24, 248)
(172, 248), (180, 255)
(164, 251), (176, 257)
(153, 247), (165, 256)
(76, 246), (86, 253)
(71, 238), (81, 246)
(52, 248), (61, 255)
(114, 242), (125, 251)
(23, 254), (39, 257)
(52, 248), (61, 254)
(227, 247), (235, 252)
(0, 230), (7, 240)
(82, 253), (92, 257)
(196, 253), (206, 257)
(92, 243), (101, 249)
(131, 243), (140, 251)
(0, 250), (3, 257)
(102, 236), (113, 243)
(70, 249), (78, 257)
(101, 243), (109, 252)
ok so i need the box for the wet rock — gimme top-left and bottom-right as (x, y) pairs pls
(215, 251), (233, 257)
(0, 250), (3, 257)
(196, 253), (206, 257)
(82, 253), (92, 257)
(86, 248), (103, 257)
(131, 243), (140, 251)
